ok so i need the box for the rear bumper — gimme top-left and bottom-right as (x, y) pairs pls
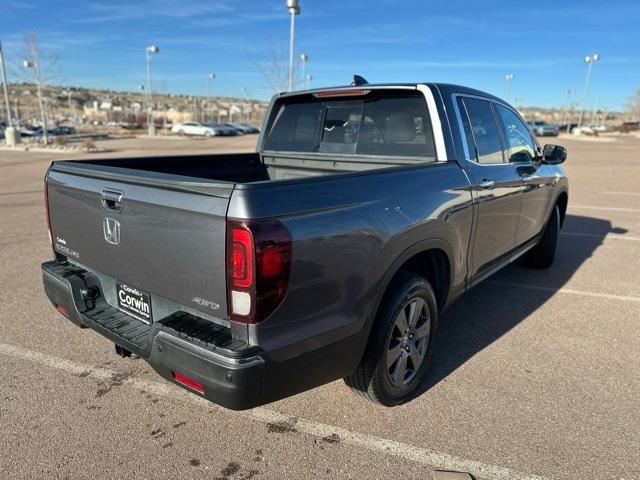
(42, 260), (264, 410)
(41, 260), (364, 410)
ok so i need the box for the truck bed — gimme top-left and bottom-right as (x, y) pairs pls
(59, 151), (436, 188)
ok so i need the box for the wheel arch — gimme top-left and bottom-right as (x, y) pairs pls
(555, 190), (568, 227)
(365, 239), (454, 338)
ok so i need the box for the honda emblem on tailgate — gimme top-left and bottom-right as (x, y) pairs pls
(103, 217), (121, 245)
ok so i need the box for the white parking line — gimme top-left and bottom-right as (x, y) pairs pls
(570, 205), (640, 213)
(490, 282), (640, 303)
(601, 191), (640, 196)
(561, 231), (640, 242)
(0, 342), (545, 480)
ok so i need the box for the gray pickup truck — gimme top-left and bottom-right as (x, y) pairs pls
(42, 82), (568, 409)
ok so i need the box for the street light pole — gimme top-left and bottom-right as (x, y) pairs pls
(0, 41), (19, 146)
(23, 58), (48, 145)
(145, 45), (159, 135)
(0, 41), (13, 128)
(207, 73), (215, 123)
(577, 53), (600, 129)
(306, 74), (312, 90)
(138, 84), (146, 126)
(505, 74), (515, 103)
(286, 0), (300, 92)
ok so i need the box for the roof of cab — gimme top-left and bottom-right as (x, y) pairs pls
(278, 82), (506, 104)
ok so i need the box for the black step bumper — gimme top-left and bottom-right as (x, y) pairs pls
(41, 260), (265, 410)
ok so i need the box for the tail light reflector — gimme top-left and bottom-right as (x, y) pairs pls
(172, 372), (204, 394)
(56, 305), (69, 317)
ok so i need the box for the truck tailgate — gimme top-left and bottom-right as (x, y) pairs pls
(46, 166), (232, 319)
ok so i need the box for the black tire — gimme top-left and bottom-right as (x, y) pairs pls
(344, 273), (438, 406)
(524, 205), (560, 269)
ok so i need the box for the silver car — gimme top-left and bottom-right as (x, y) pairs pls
(527, 120), (559, 137)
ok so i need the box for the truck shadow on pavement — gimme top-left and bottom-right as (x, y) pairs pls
(417, 214), (626, 397)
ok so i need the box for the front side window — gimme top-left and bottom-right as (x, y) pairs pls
(264, 92), (436, 159)
(495, 104), (537, 163)
(460, 97), (504, 164)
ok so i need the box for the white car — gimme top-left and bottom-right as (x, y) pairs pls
(171, 122), (221, 137)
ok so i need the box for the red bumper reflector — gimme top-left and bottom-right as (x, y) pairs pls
(172, 372), (204, 394)
(56, 305), (69, 317)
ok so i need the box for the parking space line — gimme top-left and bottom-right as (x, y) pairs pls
(561, 231), (640, 242)
(490, 281), (640, 303)
(601, 191), (640, 196)
(569, 205), (640, 213)
(0, 342), (545, 480)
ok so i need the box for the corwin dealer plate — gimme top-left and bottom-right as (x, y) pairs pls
(116, 283), (152, 323)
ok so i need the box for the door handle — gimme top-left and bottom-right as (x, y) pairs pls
(478, 179), (495, 190)
(101, 189), (123, 212)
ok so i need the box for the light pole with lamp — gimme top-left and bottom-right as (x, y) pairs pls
(286, 0), (300, 91)
(145, 45), (159, 135)
(22, 58), (48, 145)
(577, 54), (600, 130)
(505, 74), (515, 103)
(306, 74), (312, 90)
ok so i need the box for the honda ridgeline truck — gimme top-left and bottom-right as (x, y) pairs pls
(42, 81), (568, 409)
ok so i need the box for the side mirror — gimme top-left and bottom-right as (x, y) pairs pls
(542, 144), (567, 164)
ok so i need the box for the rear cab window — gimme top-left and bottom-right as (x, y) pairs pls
(263, 90), (436, 160)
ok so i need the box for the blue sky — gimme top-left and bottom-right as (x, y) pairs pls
(1, 0), (639, 110)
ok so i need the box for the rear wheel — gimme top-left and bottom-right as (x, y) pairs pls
(344, 273), (437, 406)
(524, 205), (560, 269)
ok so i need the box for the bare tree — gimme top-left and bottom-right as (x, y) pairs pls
(12, 30), (62, 85)
(626, 88), (640, 121)
(254, 42), (303, 94)
(11, 31), (62, 143)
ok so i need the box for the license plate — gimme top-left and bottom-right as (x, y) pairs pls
(116, 283), (152, 323)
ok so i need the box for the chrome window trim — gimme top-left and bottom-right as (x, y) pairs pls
(451, 93), (537, 167)
(417, 84), (448, 161)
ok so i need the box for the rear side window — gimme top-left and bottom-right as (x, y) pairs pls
(459, 97), (504, 164)
(264, 92), (436, 158)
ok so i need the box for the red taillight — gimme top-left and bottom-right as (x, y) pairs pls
(226, 220), (292, 324)
(231, 226), (253, 288)
(172, 372), (204, 394)
(56, 305), (69, 317)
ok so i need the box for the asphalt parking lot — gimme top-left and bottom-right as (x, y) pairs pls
(1, 134), (638, 480)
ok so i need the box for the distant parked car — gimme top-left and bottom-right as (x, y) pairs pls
(527, 120), (559, 137)
(51, 125), (77, 136)
(19, 125), (44, 137)
(206, 123), (239, 136)
(225, 122), (260, 134)
(171, 122), (222, 137)
(620, 121), (640, 133)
